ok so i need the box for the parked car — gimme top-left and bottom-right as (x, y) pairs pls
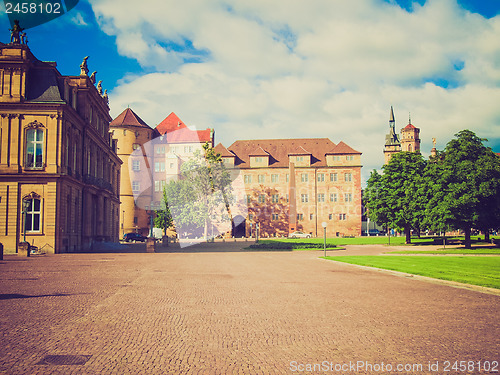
(289, 231), (311, 239)
(123, 233), (147, 242)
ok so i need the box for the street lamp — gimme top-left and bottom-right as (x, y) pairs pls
(321, 221), (327, 257)
(22, 198), (30, 243)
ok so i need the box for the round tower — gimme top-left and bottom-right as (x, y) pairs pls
(400, 115), (421, 153)
(110, 108), (155, 237)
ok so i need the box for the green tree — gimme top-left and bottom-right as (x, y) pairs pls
(153, 198), (173, 237)
(163, 142), (233, 240)
(365, 152), (427, 244)
(426, 130), (500, 248)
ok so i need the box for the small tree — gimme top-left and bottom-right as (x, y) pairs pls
(162, 142), (233, 240)
(153, 198), (173, 237)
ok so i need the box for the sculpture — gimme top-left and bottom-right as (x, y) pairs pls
(103, 89), (109, 104)
(97, 80), (103, 95)
(80, 56), (89, 76)
(10, 20), (24, 44)
(89, 71), (97, 84)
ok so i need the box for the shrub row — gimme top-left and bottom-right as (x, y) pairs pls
(249, 242), (338, 250)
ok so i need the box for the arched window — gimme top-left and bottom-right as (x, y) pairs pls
(24, 198), (41, 232)
(408, 144), (413, 152)
(25, 128), (44, 169)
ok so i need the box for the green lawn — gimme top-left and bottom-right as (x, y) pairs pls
(388, 249), (500, 255)
(323, 255), (500, 289)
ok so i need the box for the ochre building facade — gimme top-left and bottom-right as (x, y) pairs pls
(0, 37), (121, 253)
(215, 138), (362, 238)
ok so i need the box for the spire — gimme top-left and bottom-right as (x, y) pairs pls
(389, 106), (395, 130)
(408, 112), (411, 124)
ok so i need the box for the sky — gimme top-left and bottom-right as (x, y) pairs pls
(1, 0), (500, 185)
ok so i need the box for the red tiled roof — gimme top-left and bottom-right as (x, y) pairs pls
(214, 143), (235, 157)
(288, 146), (311, 155)
(403, 123), (417, 130)
(110, 107), (151, 129)
(228, 138), (342, 169)
(249, 146), (270, 157)
(156, 112), (213, 143)
(326, 141), (361, 155)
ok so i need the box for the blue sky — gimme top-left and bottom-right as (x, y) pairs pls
(1, 0), (499, 182)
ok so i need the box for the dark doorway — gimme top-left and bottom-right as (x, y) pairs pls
(232, 215), (246, 238)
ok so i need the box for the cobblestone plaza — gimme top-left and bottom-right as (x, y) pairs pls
(0, 243), (498, 374)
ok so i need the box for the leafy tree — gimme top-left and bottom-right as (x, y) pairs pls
(163, 142), (233, 240)
(365, 152), (427, 244)
(426, 130), (500, 248)
(153, 197), (173, 237)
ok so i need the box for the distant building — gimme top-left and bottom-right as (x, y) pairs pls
(215, 138), (362, 238)
(111, 110), (214, 236)
(0, 32), (121, 253)
(384, 106), (421, 164)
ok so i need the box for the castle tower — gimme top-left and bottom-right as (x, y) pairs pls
(110, 107), (155, 237)
(383, 106), (401, 164)
(400, 114), (421, 153)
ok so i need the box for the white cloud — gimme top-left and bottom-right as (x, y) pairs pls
(95, 0), (500, 185)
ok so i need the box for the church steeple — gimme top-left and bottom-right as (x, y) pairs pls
(389, 105), (395, 130)
(384, 106), (402, 164)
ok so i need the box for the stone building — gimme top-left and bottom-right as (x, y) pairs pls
(384, 106), (421, 164)
(111, 110), (214, 236)
(0, 32), (121, 253)
(215, 138), (362, 238)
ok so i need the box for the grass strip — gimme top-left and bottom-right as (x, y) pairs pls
(388, 249), (500, 255)
(323, 256), (500, 289)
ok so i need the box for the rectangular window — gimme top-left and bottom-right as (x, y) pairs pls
(169, 163), (174, 169)
(25, 129), (44, 169)
(155, 180), (160, 192)
(286, 174), (289, 182)
(258, 175), (265, 183)
(329, 214), (333, 220)
(258, 194), (266, 203)
(339, 213), (347, 220)
(133, 216), (138, 224)
(244, 175), (252, 184)
(318, 193), (325, 203)
(309, 213), (313, 220)
(272, 213), (279, 221)
(246, 195), (251, 204)
(345, 173), (352, 182)
(271, 194), (279, 203)
(297, 213), (303, 221)
(271, 174), (279, 183)
(330, 173), (338, 182)
(248, 214), (254, 221)
(301, 194), (308, 203)
(132, 160), (141, 171)
(132, 181), (140, 192)
(317, 174), (325, 182)
(345, 193), (352, 202)
(296, 156), (304, 162)
(301, 173), (308, 182)
(24, 198), (41, 232)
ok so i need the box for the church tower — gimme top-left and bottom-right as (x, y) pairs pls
(383, 106), (401, 164)
(400, 114), (421, 153)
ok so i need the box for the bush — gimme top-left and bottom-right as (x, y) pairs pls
(249, 241), (337, 250)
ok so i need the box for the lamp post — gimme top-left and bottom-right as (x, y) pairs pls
(321, 221), (327, 257)
(22, 198), (30, 243)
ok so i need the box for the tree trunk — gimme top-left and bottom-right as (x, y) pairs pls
(405, 226), (411, 244)
(484, 230), (490, 243)
(463, 227), (472, 249)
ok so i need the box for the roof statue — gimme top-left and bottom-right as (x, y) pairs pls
(90, 71), (97, 84)
(80, 56), (89, 76)
(103, 89), (109, 104)
(10, 20), (25, 44)
(432, 137), (436, 148)
(97, 80), (103, 95)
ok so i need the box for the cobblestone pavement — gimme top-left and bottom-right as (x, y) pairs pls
(0, 243), (498, 374)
